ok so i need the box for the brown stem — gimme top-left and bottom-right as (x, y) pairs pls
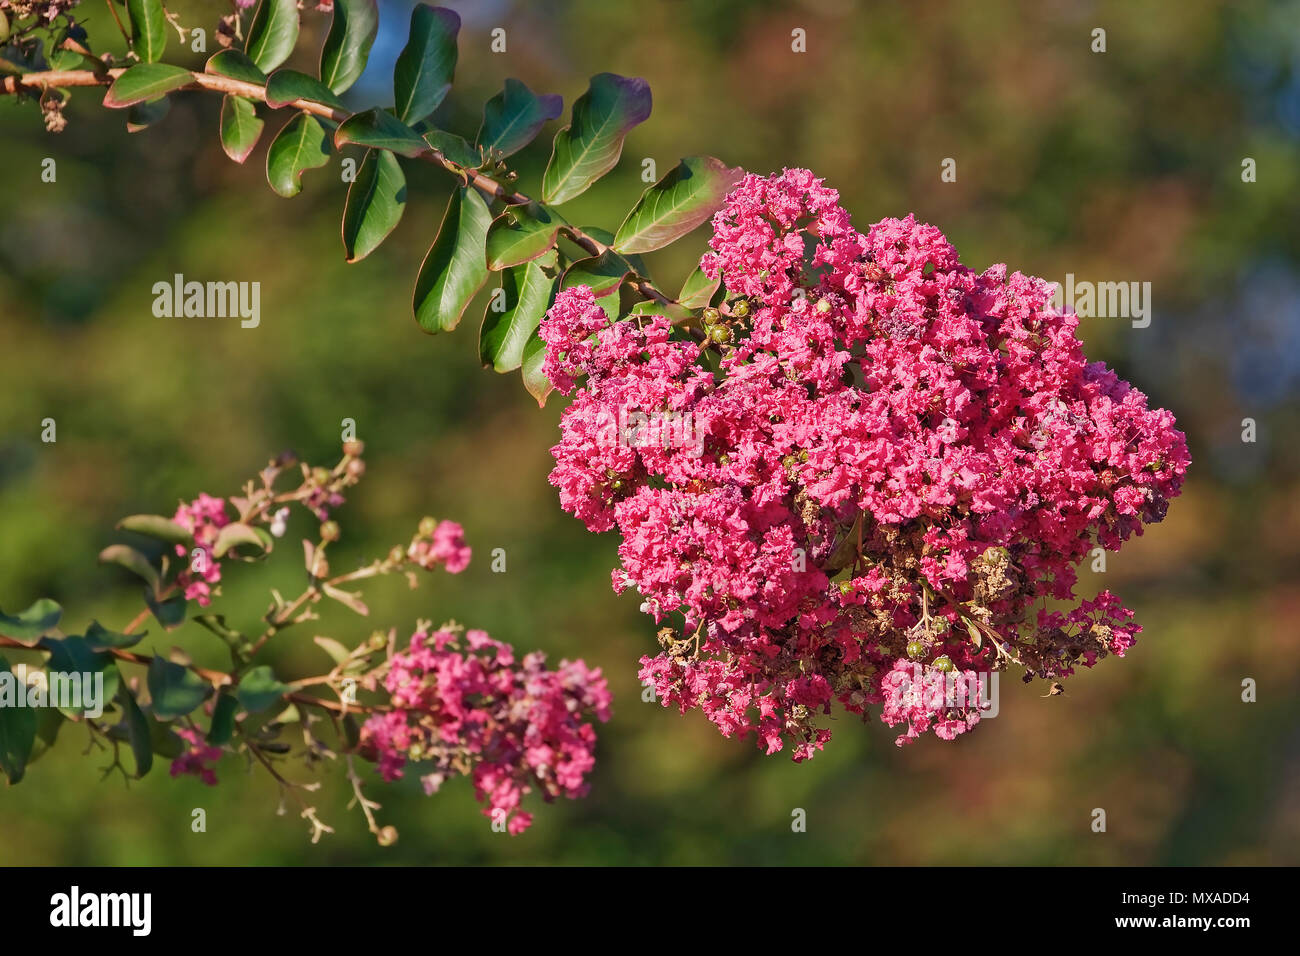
(1, 65), (679, 308)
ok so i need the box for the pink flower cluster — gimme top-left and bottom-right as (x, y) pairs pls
(170, 726), (223, 785)
(360, 627), (612, 834)
(407, 519), (472, 574)
(172, 493), (231, 607)
(541, 168), (1189, 757)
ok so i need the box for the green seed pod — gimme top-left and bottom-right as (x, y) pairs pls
(731, 299), (750, 318)
(906, 640), (926, 660)
(933, 655), (954, 673)
(710, 326), (731, 344)
(701, 307), (720, 325)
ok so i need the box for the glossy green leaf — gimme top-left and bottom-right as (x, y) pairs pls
(145, 590), (187, 630)
(266, 112), (332, 198)
(412, 186), (492, 333)
(116, 685), (154, 777)
(147, 657), (212, 719)
(236, 665), (290, 713)
(334, 107), (427, 157)
(520, 330), (553, 408)
(561, 250), (632, 320)
(542, 73), (651, 205)
(478, 78), (563, 158)
(116, 513), (193, 546)
(677, 264), (722, 309)
(212, 521), (270, 558)
(103, 63), (192, 109)
(264, 69), (345, 110)
(613, 156), (743, 254)
(126, 0), (166, 63)
(627, 298), (695, 322)
(126, 97), (171, 133)
(40, 636), (120, 716)
(343, 149), (407, 262)
(423, 128), (479, 168)
(0, 655), (37, 784)
(0, 598), (62, 643)
(245, 0), (300, 73)
(207, 691), (239, 745)
(98, 544), (160, 595)
(220, 94), (264, 164)
(205, 49), (267, 85)
(485, 202), (567, 270)
(480, 250), (560, 372)
(26, 707), (64, 768)
(84, 620), (145, 651)
(393, 4), (459, 125)
(320, 0), (378, 94)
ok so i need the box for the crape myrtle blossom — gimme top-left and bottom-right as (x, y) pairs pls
(541, 168), (1189, 758)
(359, 626), (612, 835)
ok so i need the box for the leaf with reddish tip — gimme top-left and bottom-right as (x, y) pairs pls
(103, 63), (192, 109)
(478, 78), (563, 158)
(393, 4), (459, 125)
(220, 94), (264, 164)
(613, 156), (744, 254)
(543, 73), (651, 205)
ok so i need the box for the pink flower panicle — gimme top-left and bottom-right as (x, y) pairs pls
(360, 627), (613, 835)
(172, 493), (231, 607)
(170, 726), (223, 786)
(541, 167), (1189, 758)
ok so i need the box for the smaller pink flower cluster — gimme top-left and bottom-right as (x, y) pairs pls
(360, 627), (612, 834)
(172, 493), (231, 607)
(170, 726), (223, 785)
(407, 520), (472, 574)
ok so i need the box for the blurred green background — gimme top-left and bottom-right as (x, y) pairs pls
(2, 0), (1298, 865)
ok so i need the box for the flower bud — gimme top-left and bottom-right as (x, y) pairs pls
(418, 516), (438, 537)
(342, 440), (365, 457)
(906, 640), (926, 660)
(701, 307), (720, 325)
(377, 825), (398, 847)
(731, 299), (750, 318)
(932, 655), (954, 672)
(320, 520), (340, 542)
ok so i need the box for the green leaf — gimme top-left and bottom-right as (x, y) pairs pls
(266, 112), (332, 198)
(220, 94), (264, 164)
(116, 684), (154, 777)
(561, 250), (632, 321)
(343, 148), (407, 263)
(84, 620), (145, 651)
(126, 96), (171, 134)
(26, 707), (65, 768)
(412, 186), (493, 333)
(264, 68), (346, 110)
(212, 521), (270, 559)
(98, 544), (160, 596)
(613, 156), (743, 254)
(103, 63), (192, 109)
(393, 4), (459, 125)
(147, 657), (212, 719)
(480, 250), (560, 373)
(207, 691), (238, 745)
(126, 0), (166, 63)
(236, 665), (289, 713)
(520, 330), (553, 408)
(313, 636), (352, 666)
(0, 655), (37, 784)
(677, 264), (721, 309)
(478, 78), (563, 159)
(423, 128), (479, 168)
(320, 0), (378, 94)
(245, 0), (300, 73)
(0, 598), (62, 644)
(40, 636), (120, 716)
(145, 590), (187, 630)
(116, 513), (193, 546)
(485, 202), (567, 270)
(334, 107), (427, 157)
(542, 73), (651, 205)
(205, 49), (267, 85)
(627, 298), (694, 322)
